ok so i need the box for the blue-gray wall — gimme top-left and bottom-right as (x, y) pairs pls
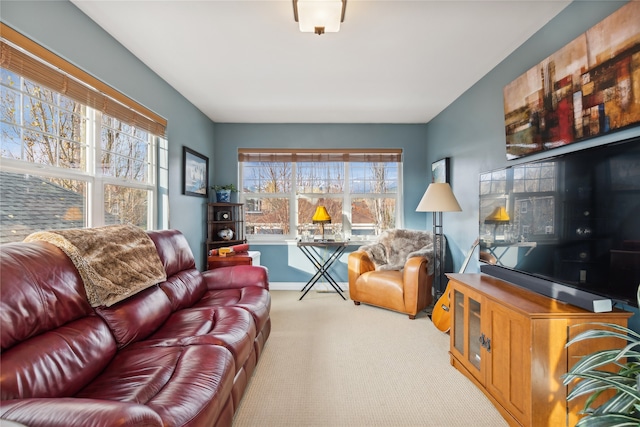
(3, 1), (639, 325)
(213, 124), (428, 283)
(2, 0), (215, 266)
(425, 0), (640, 329)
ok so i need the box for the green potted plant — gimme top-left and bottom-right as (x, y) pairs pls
(211, 184), (237, 203)
(562, 289), (640, 426)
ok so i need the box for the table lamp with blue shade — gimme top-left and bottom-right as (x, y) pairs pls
(312, 206), (332, 241)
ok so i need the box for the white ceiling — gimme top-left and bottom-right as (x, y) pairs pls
(70, 0), (570, 124)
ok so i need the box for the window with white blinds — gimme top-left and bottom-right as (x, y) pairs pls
(238, 148), (403, 241)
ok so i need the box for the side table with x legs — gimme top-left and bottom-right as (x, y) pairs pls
(297, 241), (348, 300)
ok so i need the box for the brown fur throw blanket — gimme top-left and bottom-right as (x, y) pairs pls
(24, 225), (167, 307)
(358, 229), (442, 274)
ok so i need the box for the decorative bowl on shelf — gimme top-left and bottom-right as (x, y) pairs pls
(218, 228), (234, 241)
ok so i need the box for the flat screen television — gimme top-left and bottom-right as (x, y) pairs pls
(479, 137), (640, 308)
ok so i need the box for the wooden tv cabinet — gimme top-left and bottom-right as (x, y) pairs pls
(446, 273), (632, 427)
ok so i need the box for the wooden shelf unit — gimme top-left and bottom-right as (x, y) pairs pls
(206, 202), (246, 253)
(446, 273), (631, 427)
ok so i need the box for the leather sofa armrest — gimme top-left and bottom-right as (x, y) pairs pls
(403, 256), (431, 309)
(348, 250), (376, 282)
(202, 265), (269, 291)
(1, 398), (162, 427)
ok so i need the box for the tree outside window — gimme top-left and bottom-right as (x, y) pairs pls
(240, 151), (401, 240)
(0, 60), (158, 242)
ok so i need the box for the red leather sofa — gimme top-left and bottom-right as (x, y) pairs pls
(0, 229), (271, 427)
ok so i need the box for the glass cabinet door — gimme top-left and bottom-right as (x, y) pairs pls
(453, 290), (465, 355)
(468, 298), (482, 370)
(452, 287), (483, 379)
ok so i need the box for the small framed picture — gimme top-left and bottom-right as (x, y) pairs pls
(431, 157), (450, 183)
(183, 147), (208, 197)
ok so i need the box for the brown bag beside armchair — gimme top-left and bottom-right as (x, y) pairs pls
(348, 229), (436, 319)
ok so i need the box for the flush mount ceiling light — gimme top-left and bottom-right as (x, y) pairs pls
(293, 0), (347, 35)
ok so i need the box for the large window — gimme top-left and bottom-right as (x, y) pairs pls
(239, 149), (402, 241)
(0, 26), (166, 243)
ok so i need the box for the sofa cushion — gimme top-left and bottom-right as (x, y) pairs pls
(145, 306), (256, 374)
(203, 265), (270, 292)
(95, 285), (172, 349)
(196, 288), (271, 335)
(201, 266), (271, 335)
(147, 230), (207, 310)
(0, 242), (95, 351)
(157, 269), (207, 312)
(1, 242), (117, 400)
(356, 270), (405, 311)
(1, 317), (117, 400)
(76, 344), (235, 427)
(147, 229), (198, 277)
(0, 398), (163, 427)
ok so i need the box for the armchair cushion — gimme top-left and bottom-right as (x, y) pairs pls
(358, 229), (435, 273)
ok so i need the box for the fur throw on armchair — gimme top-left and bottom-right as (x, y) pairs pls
(358, 229), (443, 274)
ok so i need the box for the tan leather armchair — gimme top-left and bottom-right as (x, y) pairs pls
(348, 229), (434, 319)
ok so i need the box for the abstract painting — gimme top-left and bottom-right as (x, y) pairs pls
(503, 1), (640, 159)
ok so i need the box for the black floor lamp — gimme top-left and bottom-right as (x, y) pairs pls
(416, 182), (462, 300)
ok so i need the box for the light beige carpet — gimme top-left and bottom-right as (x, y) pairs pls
(233, 290), (508, 427)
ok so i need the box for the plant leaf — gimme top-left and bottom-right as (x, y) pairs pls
(565, 349), (640, 379)
(568, 322), (640, 345)
(567, 375), (615, 400)
(566, 372), (640, 402)
(596, 391), (638, 414)
(563, 351), (639, 381)
(566, 321), (640, 422)
(578, 323), (640, 339)
(575, 413), (640, 427)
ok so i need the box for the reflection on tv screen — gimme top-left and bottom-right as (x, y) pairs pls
(479, 138), (640, 307)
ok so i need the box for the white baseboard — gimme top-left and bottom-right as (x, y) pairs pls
(269, 282), (349, 292)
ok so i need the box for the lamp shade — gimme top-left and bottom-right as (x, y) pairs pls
(416, 183), (462, 213)
(484, 206), (510, 224)
(294, 0), (346, 34)
(312, 206), (332, 223)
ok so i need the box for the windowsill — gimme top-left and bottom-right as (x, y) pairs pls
(247, 239), (370, 246)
